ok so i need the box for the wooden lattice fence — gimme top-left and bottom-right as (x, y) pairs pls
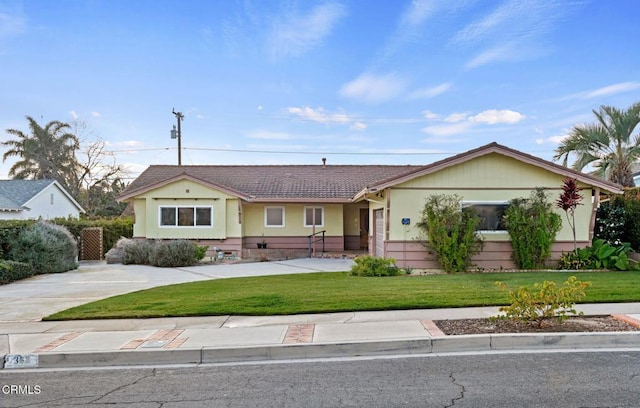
(81, 227), (103, 260)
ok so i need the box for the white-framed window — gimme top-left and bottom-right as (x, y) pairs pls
(461, 201), (508, 232)
(304, 206), (324, 227)
(159, 206), (213, 227)
(265, 206), (285, 227)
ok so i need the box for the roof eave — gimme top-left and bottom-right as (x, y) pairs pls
(117, 173), (251, 202)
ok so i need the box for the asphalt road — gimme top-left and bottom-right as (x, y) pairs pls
(2, 350), (639, 407)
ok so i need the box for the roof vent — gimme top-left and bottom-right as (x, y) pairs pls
(322, 157), (326, 167)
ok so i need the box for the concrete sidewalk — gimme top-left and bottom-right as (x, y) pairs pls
(2, 305), (640, 369)
(1, 259), (640, 369)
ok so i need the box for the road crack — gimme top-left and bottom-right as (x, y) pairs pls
(87, 368), (158, 405)
(444, 372), (465, 408)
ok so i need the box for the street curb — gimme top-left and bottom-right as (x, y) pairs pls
(3, 332), (640, 369)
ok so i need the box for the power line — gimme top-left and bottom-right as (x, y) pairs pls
(105, 145), (559, 156)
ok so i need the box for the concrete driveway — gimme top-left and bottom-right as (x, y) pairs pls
(0, 258), (354, 322)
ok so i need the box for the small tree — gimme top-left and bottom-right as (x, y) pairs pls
(504, 188), (562, 269)
(556, 178), (583, 251)
(416, 194), (483, 273)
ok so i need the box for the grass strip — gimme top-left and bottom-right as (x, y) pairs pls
(45, 271), (640, 320)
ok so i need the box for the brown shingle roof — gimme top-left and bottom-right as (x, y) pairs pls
(118, 164), (420, 202)
(119, 142), (624, 203)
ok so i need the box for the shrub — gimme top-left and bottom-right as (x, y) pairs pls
(148, 239), (204, 267)
(558, 238), (638, 271)
(416, 194), (483, 273)
(349, 255), (401, 277)
(194, 245), (208, 261)
(9, 221), (78, 274)
(0, 220), (35, 258)
(595, 192), (640, 250)
(503, 188), (562, 269)
(0, 260), (35, 284)
(121, 239), (154, 265)
(495, 276), (591, 328)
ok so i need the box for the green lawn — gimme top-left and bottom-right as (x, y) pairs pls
(44, 271), (640, 320)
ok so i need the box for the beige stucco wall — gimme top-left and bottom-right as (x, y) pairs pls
(242, 203), (344, 237)
(131, 179), (239, 239)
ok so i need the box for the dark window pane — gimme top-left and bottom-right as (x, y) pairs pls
(196, 207), (212, 226)
(464, 204), (508, 231)
(178, 207), (195, 226)
(161, 208), (176, 226)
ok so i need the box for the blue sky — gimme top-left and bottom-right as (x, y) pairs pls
(1, 0), (639, 180)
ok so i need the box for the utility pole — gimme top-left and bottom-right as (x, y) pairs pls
(171, 108), (184, 165)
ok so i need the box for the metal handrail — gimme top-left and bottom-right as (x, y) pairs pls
(307, 230), (326, 257)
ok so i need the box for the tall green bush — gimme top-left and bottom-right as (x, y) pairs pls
(595, 192), (640, 250)
(416, 194), (483, 273)
(504, 188), (562, 269)
(9, 221), (78, 274)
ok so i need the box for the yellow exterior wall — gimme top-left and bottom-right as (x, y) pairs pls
(383, 153), (594, 243)
(242, 203), (344, 237)
(343, 202), (368, 235)
(132, 179), (239, 239)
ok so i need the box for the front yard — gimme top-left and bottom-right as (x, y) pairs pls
(45, 270), (640, 320)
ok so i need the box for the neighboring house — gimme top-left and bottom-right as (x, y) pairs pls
(0, 179), (84, 220)
(118, 142), (622, 269)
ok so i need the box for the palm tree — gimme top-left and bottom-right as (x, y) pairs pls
(2, 116), (79, 191)
(553, 102), (640, 187)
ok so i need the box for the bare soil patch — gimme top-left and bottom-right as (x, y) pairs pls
(435, 316), (640, 336)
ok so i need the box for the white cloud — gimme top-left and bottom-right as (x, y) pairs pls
(453, 1), (574, 69)
(422, 110), (441, 120)
(91, 112), (101, 118)
(585, 82), (640, 99)
(408, 82), (452, 99)
(350, 122), (367, 131)
(268, 2), (346, 59)
(444, 112), (468, 123)
(401, 0), (435, 27)
(340, 73), (407, 103)
(465, 43), (517, 69)
(421, 122), (472, 137)
(421, 108), (526, 137)
(287, 106), (349, 124)
(468, 109), (525, 124)
(69, 110), (79, 120)
(287, 106), (368, 132)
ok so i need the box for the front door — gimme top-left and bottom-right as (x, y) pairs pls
(359, 208), (369, 250)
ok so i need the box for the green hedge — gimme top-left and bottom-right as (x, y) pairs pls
(0, 260), (35, 284)
(0, 217), (134, 259)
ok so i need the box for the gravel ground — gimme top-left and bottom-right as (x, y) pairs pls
(435, 315), (640, 335)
